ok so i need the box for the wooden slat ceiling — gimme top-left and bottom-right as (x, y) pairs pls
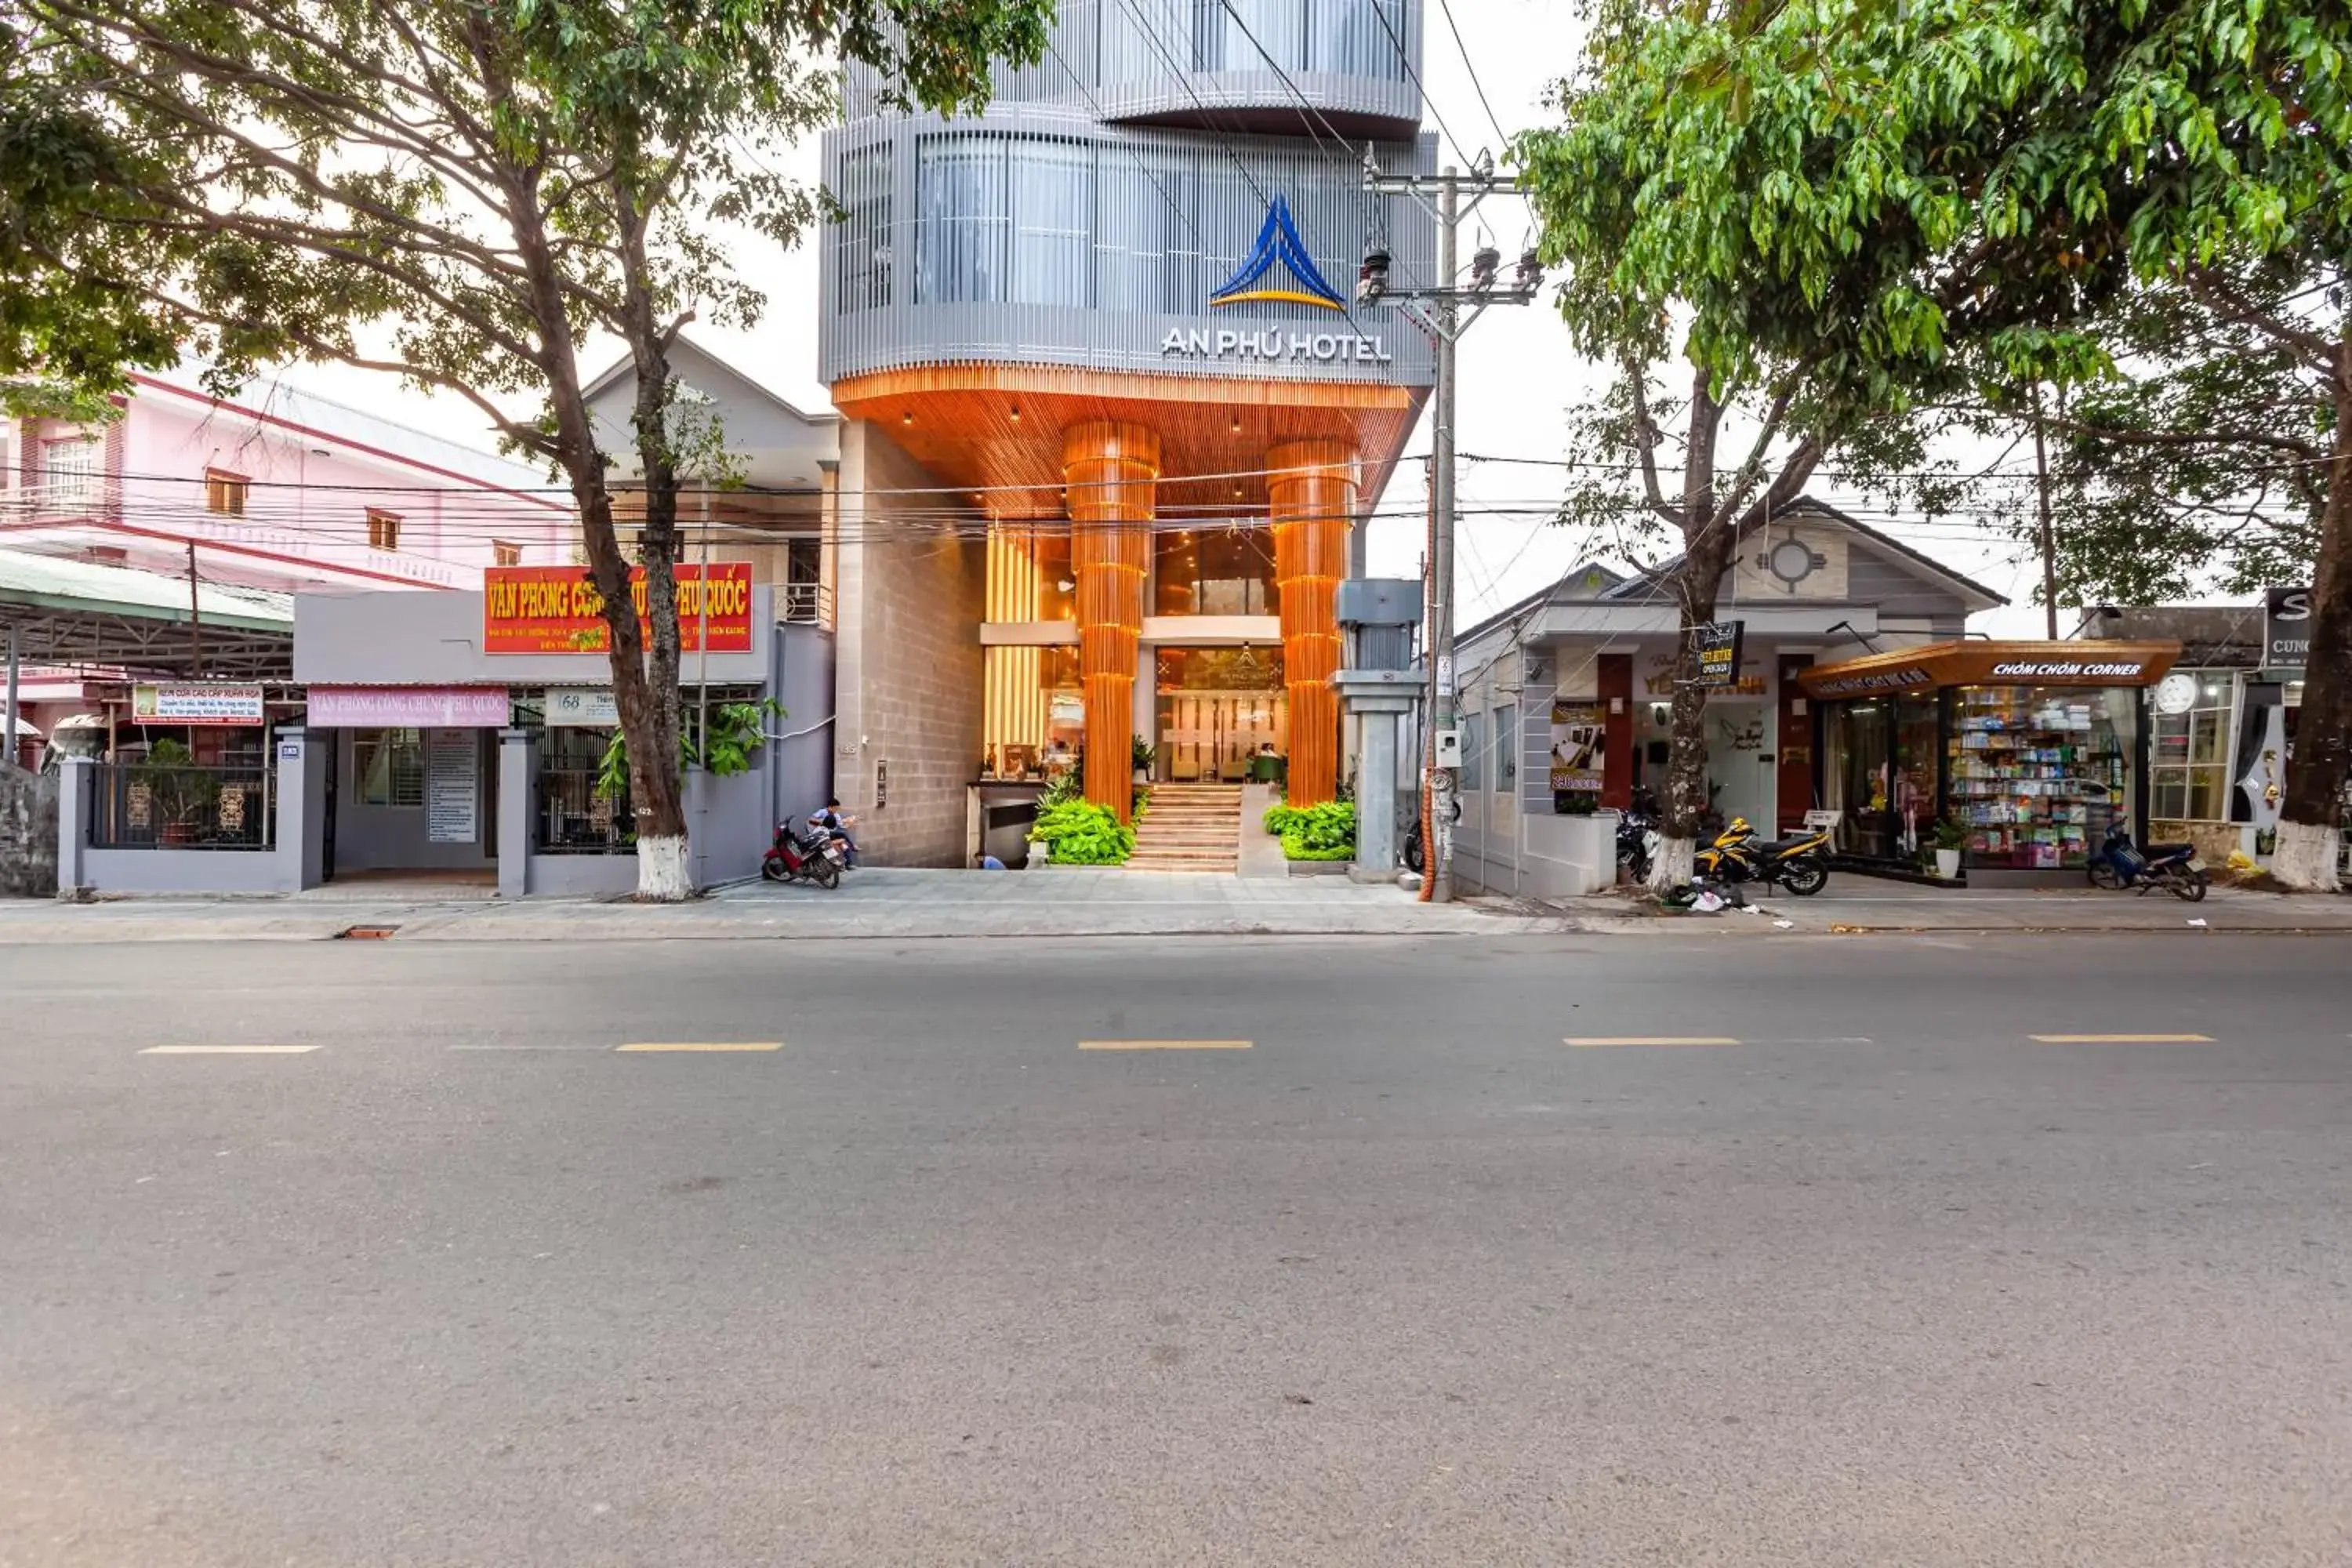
(832, 365), (1427, 523)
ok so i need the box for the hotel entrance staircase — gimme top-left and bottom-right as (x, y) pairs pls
(1126, 783), (1243, 873)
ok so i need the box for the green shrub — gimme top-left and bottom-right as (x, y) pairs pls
(1028, 800), (1134, 864)
(1262, 802), (1301, 837)
(1278, 800), (1355, 861)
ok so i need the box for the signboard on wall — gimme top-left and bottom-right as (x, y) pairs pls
(1549, 702), (1606, 796)
(543, 688), (620, 728)
(2265, 586), (2312, 668)
(484, 564), (753, 655)
(1690, 620), (1746, 688)
(424, 729), (477, 844)
(130, 683), (264, 725)
(307, 685), (510, 728)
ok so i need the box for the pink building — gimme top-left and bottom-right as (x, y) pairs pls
(5, 370), (571, 590)
(3, 369), (573, 763)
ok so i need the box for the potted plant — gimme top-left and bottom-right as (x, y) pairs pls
(1131, 733), (1156, 784)
(136, 738), (218, 846)
(1929, 815), (1969, 880)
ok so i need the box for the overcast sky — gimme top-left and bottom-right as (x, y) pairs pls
(272, 0), (2071, 637)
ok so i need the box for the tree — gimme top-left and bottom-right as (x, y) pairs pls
(1526, 0), (2352, 890)
(1929, 277), (2330, 624)
(1516, 0), (2107, 887)
(1, 0), (1048, 895)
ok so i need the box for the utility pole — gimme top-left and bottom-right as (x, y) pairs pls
(2031, 382), (2060, 640)
(187, 540), (204, 678)
(1359, 152), (1541, 902)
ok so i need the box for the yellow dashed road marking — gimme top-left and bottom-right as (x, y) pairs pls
(2031, 1033), (2212, 1044)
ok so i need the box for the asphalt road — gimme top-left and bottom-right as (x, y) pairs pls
(2, 932), (2347, 1566)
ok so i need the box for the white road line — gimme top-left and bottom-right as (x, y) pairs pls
(138, 1046), (319, 1056)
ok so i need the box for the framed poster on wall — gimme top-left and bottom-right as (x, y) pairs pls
(1550, 701), (1606, 800)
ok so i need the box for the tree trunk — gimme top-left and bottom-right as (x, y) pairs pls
(627, 366), (691, 902)
(1646, 530), (1738, 891)
(2273, 336), (2352, 891)
(1646, 372), (1732, 892)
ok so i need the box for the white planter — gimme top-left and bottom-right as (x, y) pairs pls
(1934, 848), (1962, 880)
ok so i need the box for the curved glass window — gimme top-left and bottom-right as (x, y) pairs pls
(916, 136), (1096, 307)
(915, 136), (1009, 303)
(1183, 0), (1406, 79)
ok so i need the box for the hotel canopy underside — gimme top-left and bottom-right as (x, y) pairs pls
(829, 363), (1422, 522)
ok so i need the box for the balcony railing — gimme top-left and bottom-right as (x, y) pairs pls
(781, 579), (833, 627)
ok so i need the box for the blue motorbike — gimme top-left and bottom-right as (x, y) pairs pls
(2085, 819), (2208, 902)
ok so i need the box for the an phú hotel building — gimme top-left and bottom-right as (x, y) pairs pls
(819, 0), (1436, 862)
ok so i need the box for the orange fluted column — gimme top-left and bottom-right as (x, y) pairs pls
(1065, 421), (1159, 822)
(1269, 440), (1357, 808)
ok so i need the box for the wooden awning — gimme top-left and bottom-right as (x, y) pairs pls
(1799, 639), (2183, 699)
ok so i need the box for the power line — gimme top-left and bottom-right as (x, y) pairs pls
(1432, 0), (1511, 155)
(1364, 0), (1472, 169)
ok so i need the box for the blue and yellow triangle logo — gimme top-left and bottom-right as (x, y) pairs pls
(1210, 195), (1346, 312)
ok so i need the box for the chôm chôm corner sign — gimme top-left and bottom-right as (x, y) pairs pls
(484, 564), (753, 655)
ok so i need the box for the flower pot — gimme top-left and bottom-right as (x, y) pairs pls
(1934, 848), (1961, 880)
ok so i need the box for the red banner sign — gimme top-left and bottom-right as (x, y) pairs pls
(484, 564), (753, 655)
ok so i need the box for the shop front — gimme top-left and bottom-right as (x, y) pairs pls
(292, 578), (827, 896)
(1802, 641), (2181, 882)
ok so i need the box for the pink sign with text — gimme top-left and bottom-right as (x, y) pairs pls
(306, 685), (510, 728)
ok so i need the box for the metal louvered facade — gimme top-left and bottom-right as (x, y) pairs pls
(819, 2), (1437, 392)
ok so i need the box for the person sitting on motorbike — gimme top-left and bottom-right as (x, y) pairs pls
(810, 798), (858, 867)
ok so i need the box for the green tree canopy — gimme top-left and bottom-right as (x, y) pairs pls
(2, 0), (1048, 893)
(1522, 0), (2352, 886)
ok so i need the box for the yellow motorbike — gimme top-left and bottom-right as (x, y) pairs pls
(1693, 816), (1832, 896)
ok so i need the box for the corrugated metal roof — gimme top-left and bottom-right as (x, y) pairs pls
(0, 549), (291, 630)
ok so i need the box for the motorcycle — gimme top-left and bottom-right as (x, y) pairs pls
(1693, 816), (1832, 896)
(2085, 820), (2207, 902)
(1403, 795), (1461, 875)
(1617, 799), (1660, 884)
(761, 821), (844, 889)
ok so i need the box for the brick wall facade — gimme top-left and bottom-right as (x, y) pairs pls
(831, 420), (985, 866)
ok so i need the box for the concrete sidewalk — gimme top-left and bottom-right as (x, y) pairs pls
(0, 866), (1527, 944)
(1535, 877), (2352, 935)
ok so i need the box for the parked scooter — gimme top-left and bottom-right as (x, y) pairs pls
(1403, 795), (1461, 876)
(761, 820), (844, 889)
(1617, 788), (1661, 884)
(2085, 819), (2208, 902)
(1693, 816), (1833, 896)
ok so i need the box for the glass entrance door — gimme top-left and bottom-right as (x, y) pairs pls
(1155, 647), (1285, 782)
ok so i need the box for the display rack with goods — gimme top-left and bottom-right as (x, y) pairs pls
(1947, 687), (2129, 869)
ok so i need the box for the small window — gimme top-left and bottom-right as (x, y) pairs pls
(367, 508), (401, 551)
(492, 540), (522, 567)
(205, 468), (249, 517)
(352, 728), (425, 808)
(42, 437), (101, 511)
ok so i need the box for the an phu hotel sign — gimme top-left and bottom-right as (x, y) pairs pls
(1162, 194), (1392, 365)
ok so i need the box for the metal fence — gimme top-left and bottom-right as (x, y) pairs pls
(537, 767), (633, 854)
(89, 760), (274, 851)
